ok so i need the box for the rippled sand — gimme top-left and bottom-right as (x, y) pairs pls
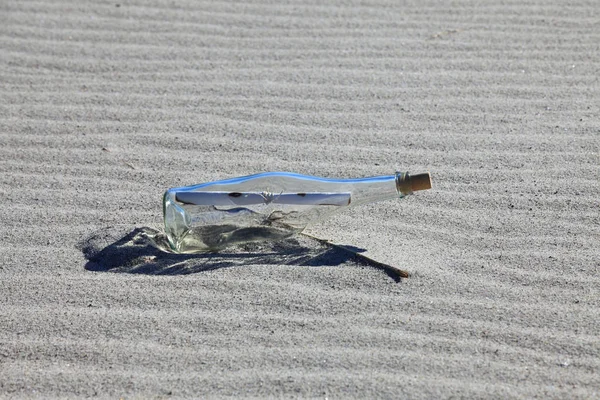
(1, 0), (598, 398)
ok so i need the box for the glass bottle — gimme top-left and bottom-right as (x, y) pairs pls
(163, 171), (431, 254)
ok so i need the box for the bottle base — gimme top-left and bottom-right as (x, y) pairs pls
(168, 224), (298, 254)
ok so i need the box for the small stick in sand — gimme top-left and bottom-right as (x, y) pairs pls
(302, 233), (410, 281)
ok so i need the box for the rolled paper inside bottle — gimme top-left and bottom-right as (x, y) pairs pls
(175, 191), (352, 206)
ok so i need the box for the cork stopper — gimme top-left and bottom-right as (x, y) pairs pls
(409, 172), (432, 192)
(396, 171), (432, 195)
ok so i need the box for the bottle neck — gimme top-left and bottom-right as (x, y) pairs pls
(347, 172), (407, 207)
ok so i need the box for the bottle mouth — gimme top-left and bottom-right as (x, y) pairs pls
(396, 171), (432, 196)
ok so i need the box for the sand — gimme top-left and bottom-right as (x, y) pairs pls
(1, 0), (599, 398)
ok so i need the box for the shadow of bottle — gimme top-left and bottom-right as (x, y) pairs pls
(78, 226), (406, 281)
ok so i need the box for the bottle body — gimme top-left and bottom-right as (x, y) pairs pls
(163, 171), (428, 254)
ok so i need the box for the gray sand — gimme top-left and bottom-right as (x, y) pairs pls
(1, 0), (599, 398)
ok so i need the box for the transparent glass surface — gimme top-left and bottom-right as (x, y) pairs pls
(163, 172), (405, 253)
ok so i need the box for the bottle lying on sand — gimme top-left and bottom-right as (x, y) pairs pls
(163, 171), (432, 254)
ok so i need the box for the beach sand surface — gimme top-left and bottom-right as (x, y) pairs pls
(1, 0), (599, 398)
